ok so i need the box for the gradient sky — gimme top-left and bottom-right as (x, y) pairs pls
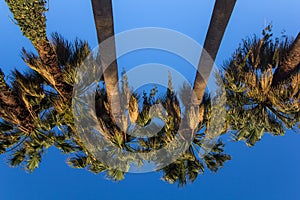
(0, 0), (299, 199)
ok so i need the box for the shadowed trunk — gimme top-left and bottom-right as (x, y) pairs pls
(193, 0), (236, 104)
(272, 33), (300, 86)
(91, 0), (125, 131)
(35, 40), (73, 99)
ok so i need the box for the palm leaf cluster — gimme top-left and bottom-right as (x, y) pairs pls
(73, 68), (231, 184)
(0, 67), (68, 172)
(0, 32), (91, 171)
(162, 141), (230, 187)
(223, 25), (299, 146)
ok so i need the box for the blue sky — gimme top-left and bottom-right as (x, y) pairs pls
(0, 0), (299, 199)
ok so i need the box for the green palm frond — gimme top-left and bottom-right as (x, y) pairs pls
(5, 0), (47, 45)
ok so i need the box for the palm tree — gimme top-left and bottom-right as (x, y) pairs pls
(4, 0), (130, 175)
(0, 32), (116, 175)
(91, 0), (124, 130)
(193, 0), (236, 104)
(4, 1), (120, 175)
(223, 27), (299, 146)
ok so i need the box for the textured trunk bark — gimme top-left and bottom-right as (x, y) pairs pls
(35, 40), (72, 100)
(193, 0), (236, 104)
(91, 0), (125, 131)
(272, 33), (300, 86)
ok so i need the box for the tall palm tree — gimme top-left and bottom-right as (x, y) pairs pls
(193, 0), (236, 104)
(91, 0), (124, 130)
(21, 33), (129, 180)
(5, 0), (128, 177)
(4, 0), (92, 157)
(3, 0), (82, 171)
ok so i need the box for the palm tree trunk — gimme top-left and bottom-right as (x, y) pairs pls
(193, 0), (236, 104)
(91, 0), (125, 131)
(272, 33), (300, 86)
(35, 40), (72, 100)
(22, 37), (73, 101)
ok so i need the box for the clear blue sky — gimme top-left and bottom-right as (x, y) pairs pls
(0, 0), (299, 199)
